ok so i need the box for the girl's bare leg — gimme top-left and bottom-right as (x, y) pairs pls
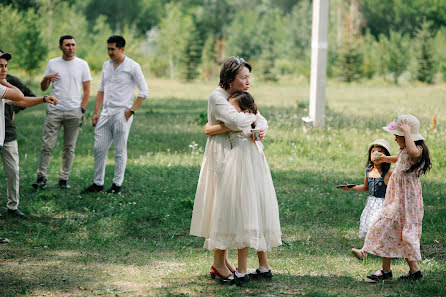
(224, 249), (236, 273)
(237, 247), (249, 274)
(257, 251), (270, 269)
(382, 257), (392, 272)
(405, 259), (420, 273)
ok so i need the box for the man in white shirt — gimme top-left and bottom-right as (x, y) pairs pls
(32, 35), (92, 190)
(82, 35), (148, 195)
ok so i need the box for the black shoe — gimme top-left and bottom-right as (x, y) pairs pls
(81, 183), (103, 194)
(0, 237), (9, 245)
(250, 268), (273, 280)
(59, 179), (71, 189)
(234, 272), (250, 286)
(367, 269), (393, 281)
(32, 176), (47, 189)
(7, 209), (27, 218)
(107, 183), (121, 194)
(399, 270), (423, 281)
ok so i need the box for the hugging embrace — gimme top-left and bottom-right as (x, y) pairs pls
(190, 57), (282, 285)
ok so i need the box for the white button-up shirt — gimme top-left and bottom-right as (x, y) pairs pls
(98, 56), (149, 115)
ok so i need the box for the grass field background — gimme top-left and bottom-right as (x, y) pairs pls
(0, 77), (445, 296)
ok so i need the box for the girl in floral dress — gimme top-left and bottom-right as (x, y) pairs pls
(360, 115), (431, 282)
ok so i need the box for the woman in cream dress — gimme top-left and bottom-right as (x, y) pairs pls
(190, 57), (268, 280)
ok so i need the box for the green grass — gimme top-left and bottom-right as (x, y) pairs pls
(0, 77), (445, 296)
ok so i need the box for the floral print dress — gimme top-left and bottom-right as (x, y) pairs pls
(362, 147), (424, 261)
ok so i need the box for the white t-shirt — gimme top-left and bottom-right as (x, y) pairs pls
(0, 84), (7, 146)
(43, 57), (92, 111)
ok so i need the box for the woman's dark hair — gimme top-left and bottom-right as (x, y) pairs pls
(228, 91), (257, 128)
(366, 145), (391, 174)
(407, 140), (432, 176)
(219, 57), (252, 90)
(107, 35), (126, 48)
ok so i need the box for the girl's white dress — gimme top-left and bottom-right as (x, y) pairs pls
(190, 88), (268, 241)
(204, 131), (282, 251)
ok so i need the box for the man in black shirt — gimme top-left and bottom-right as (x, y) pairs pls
(0, 49), (58, 218)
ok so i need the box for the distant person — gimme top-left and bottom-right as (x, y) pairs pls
(32, 35), (92, 190)
(82, 35), (148, 194)
(205, 92), (281, 285)
(0, 49), (58, 218)
(338, 139), (393, 259)
(359, 115), (431, 282)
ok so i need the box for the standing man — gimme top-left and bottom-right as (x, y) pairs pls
(83, 35), (148, 194)
(32, 35), (92, 189)
(0, 49), (58, 218)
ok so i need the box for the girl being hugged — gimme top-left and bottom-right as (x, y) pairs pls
(340, 139), (393, 259)
(361, 114), (431, 282)
(205, 92), (281, 285)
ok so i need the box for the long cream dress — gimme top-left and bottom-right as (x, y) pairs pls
(363, 147), (424, 261)
(190, 88), (268, 242)
(205, 127), (281, 251)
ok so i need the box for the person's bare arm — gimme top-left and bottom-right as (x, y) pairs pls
(41, 73), (60, 91)
(379, 154), (398, 164)
(341, 173), (368, 191)
(124, 97), (144, 121)
(1, 79), (24, 101)
(10, 95), (58, 107)
(399, 119), (422, 160)
(384, 169), (393, 185)
(204, 123), (234, 136)
(81, 81), (90, 110)
(92, 91), (104, 126)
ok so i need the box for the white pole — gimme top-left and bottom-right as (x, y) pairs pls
(308, 0), (329, 127)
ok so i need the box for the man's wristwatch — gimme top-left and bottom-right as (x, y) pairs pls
(42, 95), (48, 103)
(130, 108), (135, 114)
(81, 107), (86, 114)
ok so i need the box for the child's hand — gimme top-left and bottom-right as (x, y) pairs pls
(340, 181), (353, 191)
(398, 119), (412, 134)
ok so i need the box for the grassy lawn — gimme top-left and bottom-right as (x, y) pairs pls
(0, 77), (445, 296)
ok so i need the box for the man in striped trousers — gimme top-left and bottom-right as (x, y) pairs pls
(82, 35), (148, 195)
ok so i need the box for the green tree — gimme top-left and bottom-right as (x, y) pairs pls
(157, 3), (197, 80)
(15, 9), (47, 82)
(336, 39), (363, 82)
(376, 30), (410, 84)
(415, 21), (436, 84)
(200, 33), (218, 79)
(0, 4), (25, 64)
(225, 10), (262, 60)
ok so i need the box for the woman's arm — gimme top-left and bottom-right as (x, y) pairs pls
(214, 96), (256, 131)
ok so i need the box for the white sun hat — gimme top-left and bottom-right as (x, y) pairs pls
(383, 114), (424, 141)
(368, 139), (391, 154)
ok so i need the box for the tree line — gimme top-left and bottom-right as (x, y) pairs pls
(1, 0), (446, 83)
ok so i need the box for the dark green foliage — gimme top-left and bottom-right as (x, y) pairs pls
(416, 21), (436, 84)
(14, 9), (47, 82)
(336, 40), (363, 82)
